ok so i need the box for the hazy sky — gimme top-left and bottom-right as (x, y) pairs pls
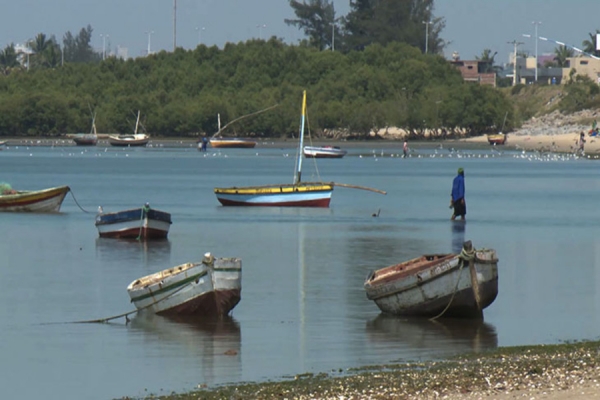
(0, 0), (598, 63)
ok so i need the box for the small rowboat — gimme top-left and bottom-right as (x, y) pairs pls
(95, 204), (172, 239)
(0, 185), (70, 212)
(303, 145), (347, 158)
(364, 241), (498, 319)
(208, 138), (257, 149)
(109, 111), (150, 147)
(127, 253), (242, 317)
(108, 134), (149, 147)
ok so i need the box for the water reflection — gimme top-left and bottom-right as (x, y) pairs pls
(94, 237), (172, 265)
(128, 314), (242, 385)
(366, 315), (497, 356)
(451, 221), (466, 254)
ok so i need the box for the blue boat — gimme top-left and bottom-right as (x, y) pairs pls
(95, 203), (172, 239)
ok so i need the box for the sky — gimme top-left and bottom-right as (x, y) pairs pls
(0, 0), (599, 64)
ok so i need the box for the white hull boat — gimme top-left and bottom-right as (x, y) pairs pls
(127, 253), (242, 317)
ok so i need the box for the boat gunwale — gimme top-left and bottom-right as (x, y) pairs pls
(214, 182), (334, 195)
(367, 254), (456, 285)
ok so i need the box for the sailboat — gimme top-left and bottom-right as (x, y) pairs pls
(214, 91), (334, 207)
(73, 112), (98, 146)
(108, 111), (150, 147)
(487, 112), (508, 145)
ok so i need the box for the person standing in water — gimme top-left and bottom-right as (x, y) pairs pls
(450, 167), (466, 221)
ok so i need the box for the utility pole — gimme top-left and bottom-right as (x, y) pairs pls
(532, 21), (541, 83)
(507, 40), (524, 86)
(422, 20), (432, 54)
(173, 0), (177, 51)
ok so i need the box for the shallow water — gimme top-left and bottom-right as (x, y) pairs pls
(1, 144), (600, 399)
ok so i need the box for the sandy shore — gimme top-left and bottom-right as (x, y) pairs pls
(144, 340), (600, 400)
(3, 131), (598, 155)
(462, 131), (599, 155)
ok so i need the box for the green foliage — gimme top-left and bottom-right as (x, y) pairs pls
(342, 0), (445, 54)
(0, 39), (513, 139)
(559, 80), (600, 113)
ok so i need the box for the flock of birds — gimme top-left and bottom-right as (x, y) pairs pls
(3, 139), (600, 162)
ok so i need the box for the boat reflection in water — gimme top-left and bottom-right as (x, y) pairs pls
(94, 237), (172, 265)
(128, 314), (242, 385)
(366, 315), (497, 361)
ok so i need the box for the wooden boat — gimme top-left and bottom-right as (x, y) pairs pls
(303, 145), (347, 158)
(208, 138), (257, 149)
(364, 241), (498, 319)
(0, 140), (6, 146)
(95, 203), (172, 239)
(127, 252), (242, 317)
(108, 111), (150, 147)
(0, 185), (70, 212)
(487, 133), (506, 145)
(214, 91), (334, 207)
(73, 113), (98, 146)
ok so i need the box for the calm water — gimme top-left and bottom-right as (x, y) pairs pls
(2, 143), (600, 399)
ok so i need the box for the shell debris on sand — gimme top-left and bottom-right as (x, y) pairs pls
(150, 341), (600, 400)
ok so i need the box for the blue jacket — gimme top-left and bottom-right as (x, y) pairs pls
(452, 174), (465, 201)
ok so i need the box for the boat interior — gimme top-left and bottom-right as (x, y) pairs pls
(368, 254), (455, 283)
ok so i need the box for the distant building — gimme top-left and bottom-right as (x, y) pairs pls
(562, 56), (600, 84)
(116, 46), (129, 60)
(448, 52), (496, 87)
(519, 56), (563, 85)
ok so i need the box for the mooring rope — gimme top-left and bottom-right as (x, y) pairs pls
(136, 203), (150, 241)
(69, 190), (94, 213)
(429, 246), (476, 321)
(41, 279), (195, 325)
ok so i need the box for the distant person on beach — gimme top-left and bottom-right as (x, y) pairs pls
(403, 140), (408, 158)
(450, 168), (466, 221)
(578, 131), (586, 155)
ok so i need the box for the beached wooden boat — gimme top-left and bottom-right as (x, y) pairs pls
(214, 91), (334, 207)
(208, 138), (257, 149)
(73, 113), (98, 146)
(303, 145), (347, 158)
(108, 111), (149, 147)
(73, 134), (98, 146)
(108, 134), (149, 147)
(127, 253), (242, 317)
(487, 133), (506, 145)
(95, 204), (172, 239)
(0, 185), (70, 212)
(364, 241), (498, 318)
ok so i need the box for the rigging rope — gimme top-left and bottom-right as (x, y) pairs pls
(304, 108), (323, 183)
(41, 279), (195, 325)
(136, 203), (150, 241)
(429, 245), (476, 321)
(69, 190), (94, 213)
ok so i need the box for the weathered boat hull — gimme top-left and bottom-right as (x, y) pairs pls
(209, 139), (256, 148)
(108, 134), (149, 147)
(364, 247), (498, 318)
(95, 207), (172, 239)
(214, 183), (333, 207)
(127, 256), (242, 317)
(73, 134), (98, 146)
(0, 186), (70, 212)
(303, 146), (347, 158)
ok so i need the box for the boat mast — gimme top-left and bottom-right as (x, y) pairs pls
(295, 90), (307, 185)
(91, 113), (97, 135)
(134, 110), (141, 134)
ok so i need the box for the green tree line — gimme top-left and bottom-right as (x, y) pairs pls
(0, 38), (514, 139)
